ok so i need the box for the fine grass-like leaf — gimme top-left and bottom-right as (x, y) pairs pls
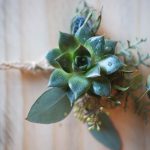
(46, 48), (61, 67)
(27, 88), (72, 124)
(147, 75), (150, 98)
(56, 52), (73, 72)
(59, 32), (79, 52)
(48, 69), (70, 87)
(69, 76), (90, 99)
(89, 113), (122, 150)
(147, 75), (150, 90)
(84, 36), (105, 56)
(91, 78), (111, 97)
(113, 85), (129, 92)
(99, 55), (123, 75)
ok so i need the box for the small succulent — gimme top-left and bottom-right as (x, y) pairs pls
(46, 18), (123, 106)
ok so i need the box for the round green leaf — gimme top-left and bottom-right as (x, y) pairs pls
(68, 76), (90, 99)
(27, 88), (72, 124)
(99, 55), (123, 74)
(91, 78), (111, 97)
(59, 32), (79, 52)
(89, 113), (122, 150)
(46, 48), (61, 67)
(48, 69), (70, 87)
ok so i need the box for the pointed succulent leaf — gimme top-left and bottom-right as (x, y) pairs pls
(67, 89), (76, 105)
(46, 48), (61, 67)
(56, 52), (73, 72)
(84, 36), (105, 56)
(99, 55), (123, 74)
(92, 78), (111, 97)
(74, 45), (91, 57)
(68, 76), (90, 99)
(89, 113), (122, 150)
(59, 32), (79, 52)
(48, 69), (70, 87)
(85, 64), (101, 78)
(75, 23), (93, 44)
(104, 39), (117, 54)
(27, 88), (72, 124)
(91, 13), (101, 34)
(71, 16), (85, 34)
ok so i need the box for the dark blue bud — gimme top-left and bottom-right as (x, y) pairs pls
(71, 16), (85, 34)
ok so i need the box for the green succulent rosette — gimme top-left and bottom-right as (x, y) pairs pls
(27, 3), (150, 150)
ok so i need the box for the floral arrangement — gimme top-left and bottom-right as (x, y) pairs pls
(27, 2), (150, 150)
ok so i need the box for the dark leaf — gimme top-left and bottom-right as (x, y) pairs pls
(27, 88), (72, 124)
(59, 32), (79, 52)
(89, 113), (122, 150)
(56, 52), (73, 72)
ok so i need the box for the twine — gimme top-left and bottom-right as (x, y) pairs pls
(0, 59), (53, 73)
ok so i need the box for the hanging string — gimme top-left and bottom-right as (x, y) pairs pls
(0, 59), (53, 73)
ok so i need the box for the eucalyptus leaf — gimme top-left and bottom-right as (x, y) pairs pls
(27, 88), (72, 124)
(104, 39), (117, 54)
(48, 69), (70, 87)
(99, 55), (123, 75)
(56, 52), (73, 72)
(46, 48), (61, 67)
(85, 64), (101, 78)
(89, 113), (122, 150)
(68, 76), (90, 99)
(91, 78), (111, 97)
(84, 36), (105, 56)
(59, 32), (79, 52)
